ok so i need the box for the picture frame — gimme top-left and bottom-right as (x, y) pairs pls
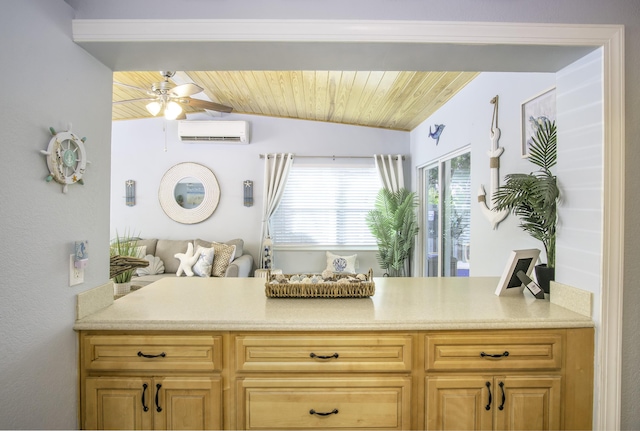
(494, 249), (541, 296)
(521, 87), (556, 158)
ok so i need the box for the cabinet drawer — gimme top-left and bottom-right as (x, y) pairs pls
(235, 334), (412, 372)
(239, 377), (411, 430)
(82, 334), (221, 372)
(425, 332), (562, 371)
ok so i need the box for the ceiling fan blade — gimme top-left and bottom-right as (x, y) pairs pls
(113, 81), (152, 93)
(176, 111), (187, 120)
(113, 98), (158, 105)
(179, 98), (233, 113)
(171, 83), (204, 98)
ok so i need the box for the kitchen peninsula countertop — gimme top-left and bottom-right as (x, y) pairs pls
(74, 276), (593, 331)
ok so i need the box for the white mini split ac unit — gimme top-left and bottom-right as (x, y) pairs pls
(178, 121), (250, 144)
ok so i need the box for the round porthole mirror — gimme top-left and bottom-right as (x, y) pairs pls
(174, 177), (204, 209)
(159, 163), (220, 224)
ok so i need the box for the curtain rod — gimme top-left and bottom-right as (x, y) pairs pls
(259, 154), (405, 160)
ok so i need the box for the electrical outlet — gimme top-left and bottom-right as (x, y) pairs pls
(69, 254), (84, 286)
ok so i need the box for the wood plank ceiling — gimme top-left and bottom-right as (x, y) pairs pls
(112, 70), (478, 131)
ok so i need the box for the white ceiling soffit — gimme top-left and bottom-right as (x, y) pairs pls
(72, 19), (599, 72)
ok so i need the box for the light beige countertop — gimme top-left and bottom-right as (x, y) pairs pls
(74, 276), (593, 331)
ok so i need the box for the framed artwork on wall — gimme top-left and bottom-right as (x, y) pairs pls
(521, 87), (556, 158)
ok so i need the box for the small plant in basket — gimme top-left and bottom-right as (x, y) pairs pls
(109, 230), (141, 288)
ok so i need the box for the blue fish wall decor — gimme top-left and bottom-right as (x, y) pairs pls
(429, 124), (446, 145)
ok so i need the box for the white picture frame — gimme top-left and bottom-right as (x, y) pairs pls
(494, 249), (541, 296)
(521, 87), (556, 158)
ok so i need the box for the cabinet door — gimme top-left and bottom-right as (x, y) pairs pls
(425, 376), (493, 431)
(494, 376), (561, 431)
(153, 377), (222, 431)
(85, 377), (153, 430)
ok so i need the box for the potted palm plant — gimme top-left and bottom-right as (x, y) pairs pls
(366, 188), (419, 277)
(493, 117), (558, 292)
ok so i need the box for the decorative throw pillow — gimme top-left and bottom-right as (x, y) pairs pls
(325, 251), (357, 273)
(134, 245), (147, 258)
(137, 255), (165, 276)
(156, 239), (191, 274)
(211, 242), (237, 277)
(135, 239), (158, 256)
(195, 238), (243, 257)
(192, 246), (215, 277)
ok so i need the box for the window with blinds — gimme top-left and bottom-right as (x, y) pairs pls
(271, 166), (381, 247)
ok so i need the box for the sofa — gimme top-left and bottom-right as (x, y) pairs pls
(131, 238), (254, 287)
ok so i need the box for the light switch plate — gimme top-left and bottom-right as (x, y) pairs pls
(70, 254), (84, 286)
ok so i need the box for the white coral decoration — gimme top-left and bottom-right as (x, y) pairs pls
(321, 269), (333, 279)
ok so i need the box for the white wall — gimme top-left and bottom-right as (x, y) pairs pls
(555, 49), (603, 322)
(111, 113), (409, 275)
(0, 1), (113, 428)
(411, 72), (557, 276)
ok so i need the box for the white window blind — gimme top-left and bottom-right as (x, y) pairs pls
(271, 166), (381, 246)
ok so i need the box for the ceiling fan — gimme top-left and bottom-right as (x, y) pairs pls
(113, 71), (233, 120)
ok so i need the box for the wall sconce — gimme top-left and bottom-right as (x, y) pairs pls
(244, 180), (253, 207)
(126, 180), (135, 206)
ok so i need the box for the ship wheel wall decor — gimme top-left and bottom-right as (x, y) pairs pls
(41, 125), (90, 193)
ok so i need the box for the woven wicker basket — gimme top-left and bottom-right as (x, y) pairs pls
(265, 269), (375, 298)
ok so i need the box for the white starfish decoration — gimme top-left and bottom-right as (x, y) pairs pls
(174, 242), (200, 277)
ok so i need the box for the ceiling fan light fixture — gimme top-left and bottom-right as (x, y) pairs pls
(164, 101), (183, 120)
(146, 101), (162, 116)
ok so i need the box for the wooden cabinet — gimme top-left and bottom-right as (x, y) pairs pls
(235, 334), (413, 372)
(234, 333), (413, 430)
(85, 376), (221, 430)
(426, 375), (561, 430)
(423, 330), (591, 431)
(78, 328), (593, 430)
(494, 376), (561, 430)
(80, 333), (223, 430)
(238, 377), (411, 430)
(424, 332), (563, 372)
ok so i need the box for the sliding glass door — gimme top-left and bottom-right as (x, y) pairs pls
(421, 148), (471, 277)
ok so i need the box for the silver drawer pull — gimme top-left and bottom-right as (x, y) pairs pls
(310, 408), (338, 416)
(309, 352), (339, 360)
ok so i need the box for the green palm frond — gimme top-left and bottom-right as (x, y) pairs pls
(366, 188), (419, 276)
(493, 118), (558, 267)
